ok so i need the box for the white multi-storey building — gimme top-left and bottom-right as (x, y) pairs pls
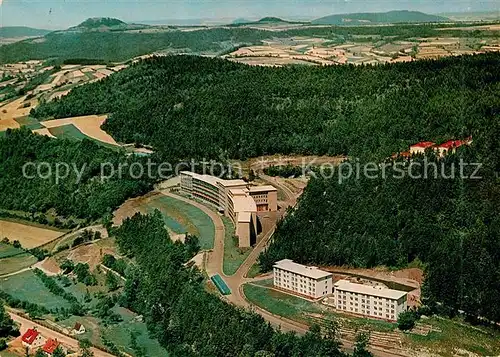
(333, 279), (407, 322)
(273, 259), (333, 299)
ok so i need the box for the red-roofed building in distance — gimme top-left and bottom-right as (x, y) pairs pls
(21, 328), (45, 350)
(42, 338), (61, 355)
(436, 138), (473, 157)
(409, 141), (436, 155)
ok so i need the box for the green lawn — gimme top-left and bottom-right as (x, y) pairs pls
(147, 196), (215, 249)
(0, 253), (38, 275)
(243, 282), (322, 323)
(247, 263), (261, 278)
(222, 217), (252, 276)
(0, 243), (24, 258)
(404, 317), (500, 357)
(14, 116), (44, 130)
(146, 206), (187, 234)
(244, 280), (397, 332)
(0, 270), (71, 310)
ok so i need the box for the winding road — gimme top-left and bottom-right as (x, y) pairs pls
(165, 166), (404, 357)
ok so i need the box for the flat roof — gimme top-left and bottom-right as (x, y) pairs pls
(237, 211), (252, 223)
(231, 194), (257, 213)
(248, 185), (278, 193)
(219, 179), (247, 187)
(334, 279), (407, 300)
(274, 259), (333, 280)
(180, 171), (220, 186)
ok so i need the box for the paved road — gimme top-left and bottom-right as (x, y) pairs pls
(8, 311), (118, 357)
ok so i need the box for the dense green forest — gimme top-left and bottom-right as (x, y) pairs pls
(114, 211), (354, 357)
(33, 53), (500, 160)
(260, 120), (500, 323)
(0, 129), (152, 219)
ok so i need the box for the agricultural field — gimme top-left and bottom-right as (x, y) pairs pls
(39, 115), (119, 146)
(224, 32), (499, 67)
(0, 270), (72, 309)
(0, 253), (38, 276)
(0, 219), (65, 249)
(0, 242), (24, 258)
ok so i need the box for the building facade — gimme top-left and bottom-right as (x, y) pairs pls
(333, 279), (407, 322)
(273, 259), (333, 299)
(248, 185), (278, 212)
(180, 171), (277, 248)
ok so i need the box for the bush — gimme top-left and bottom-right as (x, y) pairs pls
(397, 311), (418, 331)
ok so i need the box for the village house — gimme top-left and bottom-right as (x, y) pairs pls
(21, 328), (45, 350)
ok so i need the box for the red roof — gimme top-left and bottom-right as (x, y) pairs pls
(410, 141), (436, 149)
(438, 140), (468, 149)
(42, 338), (60, 354)
(21, 328), (39, 345)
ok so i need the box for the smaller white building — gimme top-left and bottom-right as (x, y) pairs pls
(273, 259), (333, 299)
(333, 279), (407, 322)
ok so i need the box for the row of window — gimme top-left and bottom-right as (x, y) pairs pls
(340, 306), (395, 319)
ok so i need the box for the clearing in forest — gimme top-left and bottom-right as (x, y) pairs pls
(40, 115), (119, 146)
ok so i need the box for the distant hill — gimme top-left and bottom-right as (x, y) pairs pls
(257, 17), (288, 23)
(312, 10), (449, 25)
(66, 17), (137, 32)
(0, 26), (51, 38)
(78, 17), (127, 29)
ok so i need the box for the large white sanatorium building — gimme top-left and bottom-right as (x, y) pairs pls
(273, 259), (333, 299)
(180, 171), (277, 247)
(333, 279), (407, 322)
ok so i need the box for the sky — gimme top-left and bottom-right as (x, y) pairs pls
(0, 0), (499, 29)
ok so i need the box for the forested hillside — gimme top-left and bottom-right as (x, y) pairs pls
(33, 53), (500, 160)
(260, 121), (500, 323)
(312, 10), (448, 25)
(0, 129), (152, 219)
(114, 211), (348, 357)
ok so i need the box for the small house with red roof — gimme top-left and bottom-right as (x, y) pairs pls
(42, 338), (61, 355)
(436, 138), (472, 157)
(409, 141), (436, 155)
(21, 328), (45, 349)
